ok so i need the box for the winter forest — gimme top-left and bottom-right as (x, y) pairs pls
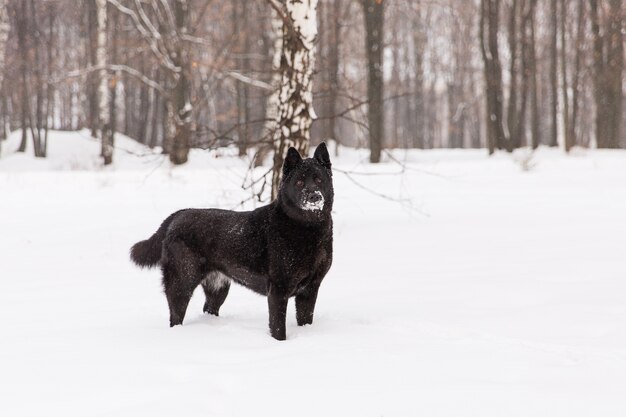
(1, 1), (626, 416)
(0, 1), (624, 175)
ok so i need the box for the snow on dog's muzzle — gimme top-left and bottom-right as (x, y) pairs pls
(302, 191), (324, 211)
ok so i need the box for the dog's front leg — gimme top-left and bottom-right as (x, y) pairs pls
(267, 282), (289, 341)
(296, 285), (319, 326)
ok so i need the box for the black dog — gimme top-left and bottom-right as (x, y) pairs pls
(130, 143), (333, 340)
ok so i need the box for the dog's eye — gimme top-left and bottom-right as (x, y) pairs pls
(296, 179), (304, 187)
(314, 177), (322, 184)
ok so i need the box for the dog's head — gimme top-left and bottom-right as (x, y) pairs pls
(279, 142), (334, 223)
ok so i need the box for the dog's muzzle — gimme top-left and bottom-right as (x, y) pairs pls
(302, 191), (324, 211)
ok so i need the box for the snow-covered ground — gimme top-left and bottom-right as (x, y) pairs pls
(1, 130), (626, 416)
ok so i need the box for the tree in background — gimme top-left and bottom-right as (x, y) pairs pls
(590, 0), (623, 149)
(411, 1), (425, 150)
(267, 0), (319, 200)
(0, 0), (9, 152)
(315, 0), (344, 154)
(565, 0), (586, 152)
(549, 0), (558, 148)
(361, 0), (384, 163)
(108, 0), (193, 164)
(0, 0), (623, 169)
(96, 0), (112, 165)
(168, 0), (192, 164)
(480, 0), (506, 154)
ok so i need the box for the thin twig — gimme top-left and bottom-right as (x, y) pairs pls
(339, 169), (430, 217)
(55, 64), (168, 95)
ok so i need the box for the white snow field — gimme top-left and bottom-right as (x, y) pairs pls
(1, 130), (626, 417)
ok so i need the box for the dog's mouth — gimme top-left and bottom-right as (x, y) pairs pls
(301, 191), (324, 212)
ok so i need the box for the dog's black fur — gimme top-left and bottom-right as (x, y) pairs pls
(130, 143), (333, 340)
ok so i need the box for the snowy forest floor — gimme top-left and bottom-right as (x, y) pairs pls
(1, 130), (626, 416)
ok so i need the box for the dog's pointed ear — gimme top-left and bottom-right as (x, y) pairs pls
(314, 142), (331, 169)
(283, 147), (303, 176)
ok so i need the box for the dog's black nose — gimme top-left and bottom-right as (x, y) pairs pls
(308, 193), (322, 203)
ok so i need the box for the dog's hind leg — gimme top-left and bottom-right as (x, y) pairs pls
(202, 272), (230, 316)
(161, 239), (204, 327)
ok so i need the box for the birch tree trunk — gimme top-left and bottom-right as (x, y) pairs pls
(96, 0), (112, 165)
(270, 0), (319, 200)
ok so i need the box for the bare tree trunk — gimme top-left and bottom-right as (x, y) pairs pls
(606, 0), (623, 148)
(560, 0), (570, 152)
(149, 69), (161, 148)
(137, 58), (149, 144)
(549, 0), (558, 147)
(327, 0), (341, 154)
(0, 94), (7, 146)
(0, 0), (9, 151)
(17, 0), (28, 153)
(87, 0), (98, 138)
(123, 75), (129, 136)
(168, 0), (192, 165)
(505, 0), (519, 152)
(529, 0), (540, 149)
(390, 17), (400, 149)
(361, 0), (384, 163)
(29, 0), (44, 157)
(270, 0), (319, 199)
(412, 1), (425, 149)
(162, 91), (171, 153)
(569, 0), (585, 149)
(591, 0), (609, 148)
(515, 0), (533, 148)
(43, 2), (56, 156)
(109, 5), (119, 149)
(480, 0), (507, 154)
(255, 6), (283, 168)
(234, 0), (251, 157)
(96, 0), (112, 165)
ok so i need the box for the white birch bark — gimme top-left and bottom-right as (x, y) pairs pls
(271, 0), (319, 199)
(96, 0), (113, 164)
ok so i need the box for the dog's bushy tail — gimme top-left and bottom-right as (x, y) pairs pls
(130, 210), (183, 268)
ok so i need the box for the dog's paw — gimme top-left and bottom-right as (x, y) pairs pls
(270, 329), (286, 341)
(203, 308), (219, 316)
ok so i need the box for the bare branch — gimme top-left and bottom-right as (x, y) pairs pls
(107, 0), (180, 73)
(56, 64), (168, 96)
(265, 0), (298, 37)
(225, 71), (272, 91)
